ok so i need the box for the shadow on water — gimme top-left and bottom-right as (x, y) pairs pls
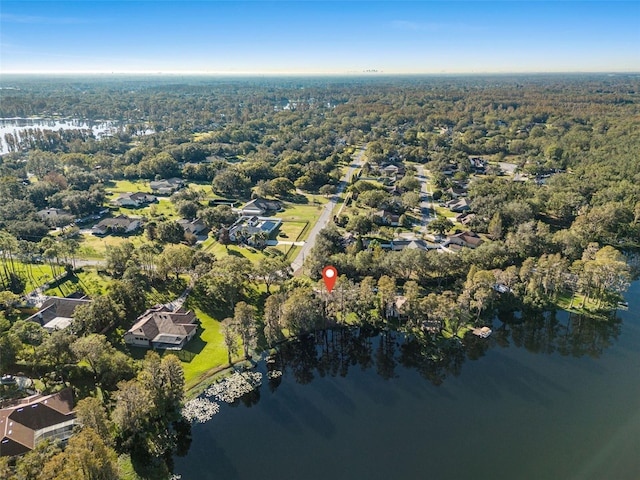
(175, 308), (624, 478)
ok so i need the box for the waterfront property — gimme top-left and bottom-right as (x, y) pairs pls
(0, 389), (77, 457)
(124, 305), (199, 350)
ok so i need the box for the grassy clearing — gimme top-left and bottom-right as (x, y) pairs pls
(206, 242), (268, 263)
(3, 261), (57, 293)
(187, 181), (214, 198)
(105, 179), (153, 194)
(111, 198), (179, 220)
(278, 202), (326, 223)
(278, 221), (308, 241)
(77, 231), (147, 257)
(43, 268), (112, 296)
(556, 290), (611, 316)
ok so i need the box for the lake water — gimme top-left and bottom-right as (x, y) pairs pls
(174, 281), (640, 480)
(0, 118), (118, 154)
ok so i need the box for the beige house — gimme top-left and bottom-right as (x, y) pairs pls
(111, 192), (157, 208)
(124, 305), (199, 350)
(92, 214), (142, 235)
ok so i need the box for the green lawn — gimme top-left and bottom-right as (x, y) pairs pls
(43, 268), (112, 297)
(277, 201), (326, 223)
(0, 261), (59, 294)
(278, 221), (308, 241)
(206, 242), (269, 263)
(179, 307), (228, 390)
(187, 182), (214, 198)
(111, 198), (179, 220)
(105, 179), (153, 194)
(77, 231), (147, 257)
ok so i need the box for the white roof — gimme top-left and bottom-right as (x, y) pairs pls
(43, 316), (73, 332)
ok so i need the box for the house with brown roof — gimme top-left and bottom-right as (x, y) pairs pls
(26, 294), (91, 332)
(445, 231), (484, 249)
(0, 389), (77, 457)
(124, 305), (199, 350)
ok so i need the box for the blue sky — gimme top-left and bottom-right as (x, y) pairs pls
(1, 1), (639, 74)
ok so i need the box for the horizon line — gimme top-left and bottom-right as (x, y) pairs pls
(2, 70), (640, 76)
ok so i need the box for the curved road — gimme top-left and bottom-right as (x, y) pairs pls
(290, 145), (367, 274)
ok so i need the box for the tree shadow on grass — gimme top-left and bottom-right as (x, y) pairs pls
(285, 193), (309, 204)
(179, 328), (208, 361)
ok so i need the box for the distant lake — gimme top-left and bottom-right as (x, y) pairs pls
(0, 118), (142, 154)
(174, 280), (640, 480)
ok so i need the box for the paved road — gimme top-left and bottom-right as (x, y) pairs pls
(415, 164), (437, 234)
(290, 145), (367, 274)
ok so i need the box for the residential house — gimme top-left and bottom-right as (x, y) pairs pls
(446, 186), (467, 198)
(26, 294), (91, 332)
(150, 178), (184, 195)
(469, 157), (487, 173)
(0, 389), (77, 457)
(124, 305), (199, 350)
(111, 192), (157, 208)
(445, 231), (484, 249)
(445, 198), (471, 213)
(386, 295), (407, 319)
(36, 208), (74, 226)
(208, 199), (237, 208)
(374, 210), (401, 227)
(388, 238), (438, 251)
(239, 198), (282, 216)
(229, 216), (282, 246)
(382, 164), (399, 177)
(454, 212), (476, 226)
(386, 184), (403, 196)
(177, 218), (208, 236)
(92, 215), (142, 235)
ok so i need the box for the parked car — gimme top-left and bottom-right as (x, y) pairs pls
(1, 375), (17, 385)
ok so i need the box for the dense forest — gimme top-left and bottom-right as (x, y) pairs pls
(0, 74), (638, 478)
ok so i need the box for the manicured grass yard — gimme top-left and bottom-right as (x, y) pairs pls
(277, 201), (326, 223)
(179, 307), (228, 390)
(105, 179), (153, 194)
(206, 242), (269, 263)
(277, 221), (308, 241)
(6, 261), (57, 293)
(113, 197), (179, 219)
(77, 231), (147, 257)
(44, 268), (112, 296)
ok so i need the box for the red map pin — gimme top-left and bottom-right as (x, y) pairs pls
(322, 266), (338, 293)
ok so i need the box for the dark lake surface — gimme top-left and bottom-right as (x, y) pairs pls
(174, 281), (640, 480)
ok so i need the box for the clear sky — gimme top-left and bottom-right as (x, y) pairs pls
(1, 1), (639, 74)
